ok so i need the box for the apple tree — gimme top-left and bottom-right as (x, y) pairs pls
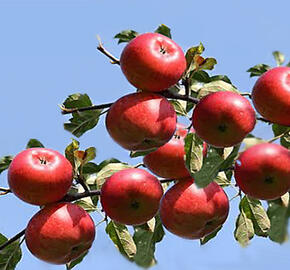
(0, 24), (289, 269)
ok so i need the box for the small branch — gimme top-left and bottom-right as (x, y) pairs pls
(160, 89), (199, 104)
(0, 187), (11, 195)
(61, 189), (101, 202)
(256, 116), (272, 124)
(268, 130), (290, 143)
(61, 102), (113, 115)
(97, 35), (120, 65)
(241, 92), (252, 98)
(75, 174), (89, 192)
(0, 229), (26, 251)
(133, 163), (145, 168)
(159, 178), (175, 184)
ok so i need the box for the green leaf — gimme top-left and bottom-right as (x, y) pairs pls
(272, 51), (285, 66)
(234, 209), (254, 247)
(74, 147), (97, 169)
(199, 57), (217, 70)
(106, 221), (136, 260)
(74, 199), (98, 213)
(210, 75), (232, 84)
(190, 70), (211, 83)
(242, 134), (266, 150)
(214, 171), (231, 187)
(66, 251), (88, 270)
(272, 124), (290, 149)
(0, 156), (13, 175)
(130, 149), (156, 158)
(154, 24), (171, 38)
(247, 64), (271, 77)
(133, 215), (165, 268)
(184, 133), (204, 175)
(185, 43), (205, 75)
(82, 162), (99, 174)
(241, 196), (270, 237)
(0, 233), (22, 270)
(63, 93), (102, 137)
(26, 139), (44, 149)
(197, 80), (239, 98)
(87, 162), (132, 188)
(193, 144), (240, 188)
(169, 100), (188, 116)
(267, 197), (289, 243)
(200, 225), (222, 245)
(114, 30), (139, 44)
(287, 61), (290, 67)
(65, 139), (80, 168)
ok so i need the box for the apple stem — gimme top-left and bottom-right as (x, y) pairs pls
(0, 228), (26, 251)
(96, 35), (120, 65)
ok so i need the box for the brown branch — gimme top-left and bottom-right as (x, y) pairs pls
(0, 187), (11, 196)
(0, 229), (26, 251)
(61, 189), (101, 202)
(61, 102), (113, 115)
(256, 116), (272, 124)
(160, 89), (199, 104)
(97, 36), (120, 65)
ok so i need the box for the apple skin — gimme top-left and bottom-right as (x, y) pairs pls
(192, 91), (256, 147)
(252, 66), (290, 126)
(143, 123), (207, 179)
(8, 148), (73, 205)
(120, 33), (186, 92)
(100, 168), (163, 225)
(25, 202), (96, 264)
(160, 178), (229, 239)
(106, 92), (177, 151)
(234, 143), (290, 200)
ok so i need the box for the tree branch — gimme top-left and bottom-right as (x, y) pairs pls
(160, 89), (199, 104)
(61, 189), (101, 202)
(97, 36), (120, 65)
(61, 102), (113, 115)
(256, 116), (272, 124)
(0, 229), (26, 251)
(0, 187), (11, 196)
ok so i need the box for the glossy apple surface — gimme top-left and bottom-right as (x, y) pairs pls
(192, 91), (256, 147)
(234, 143), (290, 200)
(8, 148), (73, 205)
(143, 123), (207, 179)
(252, 66), (290, 126)
(106, 92), (177, 151)
(100, 168), (163, 225)
(25, 202), (96, 264)
(160, 178), (229, 239)
(120, 33), (186, 92)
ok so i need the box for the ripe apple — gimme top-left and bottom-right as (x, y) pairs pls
(120, 32), (186, 92)
(234, 143), (290, 200)
(106, 92), (177, 151)
(252, 66), (290, 126)
(8, 148), (73, 205)
(25, 202), (95, 264)
(160, 178), (229, 239)
(100, 168), (163, 225)
(143, 123), (207, 179)
(192, 91), (256, 147)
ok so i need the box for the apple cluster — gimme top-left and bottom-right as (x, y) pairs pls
(4, 32), (290, 266)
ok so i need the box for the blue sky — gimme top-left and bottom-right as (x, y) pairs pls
(0, 0), (289, 269)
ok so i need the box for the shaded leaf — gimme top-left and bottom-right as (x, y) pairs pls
(106, 221), (136, 260)
(133, 215), (164, 268)
(0, 233), (22, 270)
(242, 134), (266, 150)
(169, 100), (188, 116)
(130, 149), (156, 158)
(185, 43), (205, 75)
(26, 139), (44, 149)
(247, 64), (271, 77)
(234, 209), (254, 247)
(272, 51), (285, 66)
(190, 70), (210, 83)
(63, 93), (102, 137)
(82, 162), (99, 174)
(114, 30), (139, 44)
(210, 75), (232, 84)
(199, 57), (217, 70)
(65, 139), (80, 168)
(0, 156), (13, 175)
(154, 24), (171, 38)
(66, 251), (88, 270)
(214, 171), (231, 187)
(184, 133), (204, 175)
(200, 225), (222, 245)
(272, 124), (290, 149)
(267, 198), (289, 243)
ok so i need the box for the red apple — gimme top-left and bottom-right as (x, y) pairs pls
(120, 32), (186, 92)
(160, 178), (229, 239)
(143, 123), (207, 179)
(8, 148), (73, 205)
(252, 66), (290, 126)
(234, 143), (290, 200)
(192, 91), (256, 147)
(100, 168), (163, 225)
(106, 92), (177, 151)
(25, 202), (95, 264)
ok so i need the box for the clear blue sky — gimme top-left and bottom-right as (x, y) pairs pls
(0, 0), (289, 269)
